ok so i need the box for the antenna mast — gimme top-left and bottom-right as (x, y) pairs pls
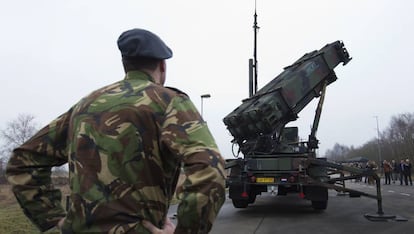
(249, 0), (259, 97)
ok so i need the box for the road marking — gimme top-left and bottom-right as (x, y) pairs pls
(400, 193), (410, 196)
(388, 190), (395, 193)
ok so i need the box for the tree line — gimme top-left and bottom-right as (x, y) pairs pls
(324, 112), (414, 165)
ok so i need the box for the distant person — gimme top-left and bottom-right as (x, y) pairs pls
(364, 162), (370, 183)
(391, 159), (398, 184)
(403, 158), (412, 186)
(356, 162), (363, 182)
(399, 159), (406, 185)
(6, 28), (226, 233)
(352, 162), (362, 182)
(366, 160), (378, 185)
(382, 160), (392, 185)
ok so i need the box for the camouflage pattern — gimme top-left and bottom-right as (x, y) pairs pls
(6, 70), (226, 233)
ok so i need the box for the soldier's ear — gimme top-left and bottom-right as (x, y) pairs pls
(159, 60), (166, 73)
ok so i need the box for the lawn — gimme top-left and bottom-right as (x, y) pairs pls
(0, 184), (67, 234)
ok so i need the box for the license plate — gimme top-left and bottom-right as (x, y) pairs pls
(256, 177), (274, 183)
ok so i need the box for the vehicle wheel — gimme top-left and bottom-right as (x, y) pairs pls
(248, 194), (256, 204)
(311, 200), (328, 210)
(277, 186), (287, 195)
(232, 199), (248, 208)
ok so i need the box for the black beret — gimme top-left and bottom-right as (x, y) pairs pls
(117, 28), (173, 59)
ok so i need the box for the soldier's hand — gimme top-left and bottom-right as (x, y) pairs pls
(143, 217), (176, 234)
(57, 217), (65, 229)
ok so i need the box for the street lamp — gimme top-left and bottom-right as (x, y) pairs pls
(200, 94), (211, 118)
(374, 116), (382, 172)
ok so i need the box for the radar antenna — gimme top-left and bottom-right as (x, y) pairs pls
(249, 0), (260, 97)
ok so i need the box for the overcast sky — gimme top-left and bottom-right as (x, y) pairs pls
(1, 0), (413, 159)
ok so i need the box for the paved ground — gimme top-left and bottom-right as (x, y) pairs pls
(169, 179), (414, 234)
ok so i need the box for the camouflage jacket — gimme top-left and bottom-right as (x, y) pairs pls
(6, 71), (226, 233)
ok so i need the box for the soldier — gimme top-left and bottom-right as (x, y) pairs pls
(399, 159), (406, 185)
(403, 158), (412, 186)
(391, 159), (398, 183)
(6, 28), (226, 234)
(382, 160), (392, 185)
(366, 160), (378, 185)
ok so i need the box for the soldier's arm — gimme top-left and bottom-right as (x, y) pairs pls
(161, 95), (226, 233)
(6, 110), (71, 232)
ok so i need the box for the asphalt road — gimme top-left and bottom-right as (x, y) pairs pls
(169, 180), (414, 234)
(209, 180), (414, 234)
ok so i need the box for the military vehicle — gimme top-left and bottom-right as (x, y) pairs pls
(223, 10), (396, 220)
(224, 38), (350, 209)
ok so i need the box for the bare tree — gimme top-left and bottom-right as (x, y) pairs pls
(324, 112), (414, 165)
(0, 113), (39, 177)
(384, 113), (414, 162)
(325, 143), (350, 161)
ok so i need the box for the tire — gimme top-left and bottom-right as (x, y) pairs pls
(311, 200), (328, 210)
(232, 199), (249, 208)
(248, 194), (256, 204)
(277, 186), (288, 196)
